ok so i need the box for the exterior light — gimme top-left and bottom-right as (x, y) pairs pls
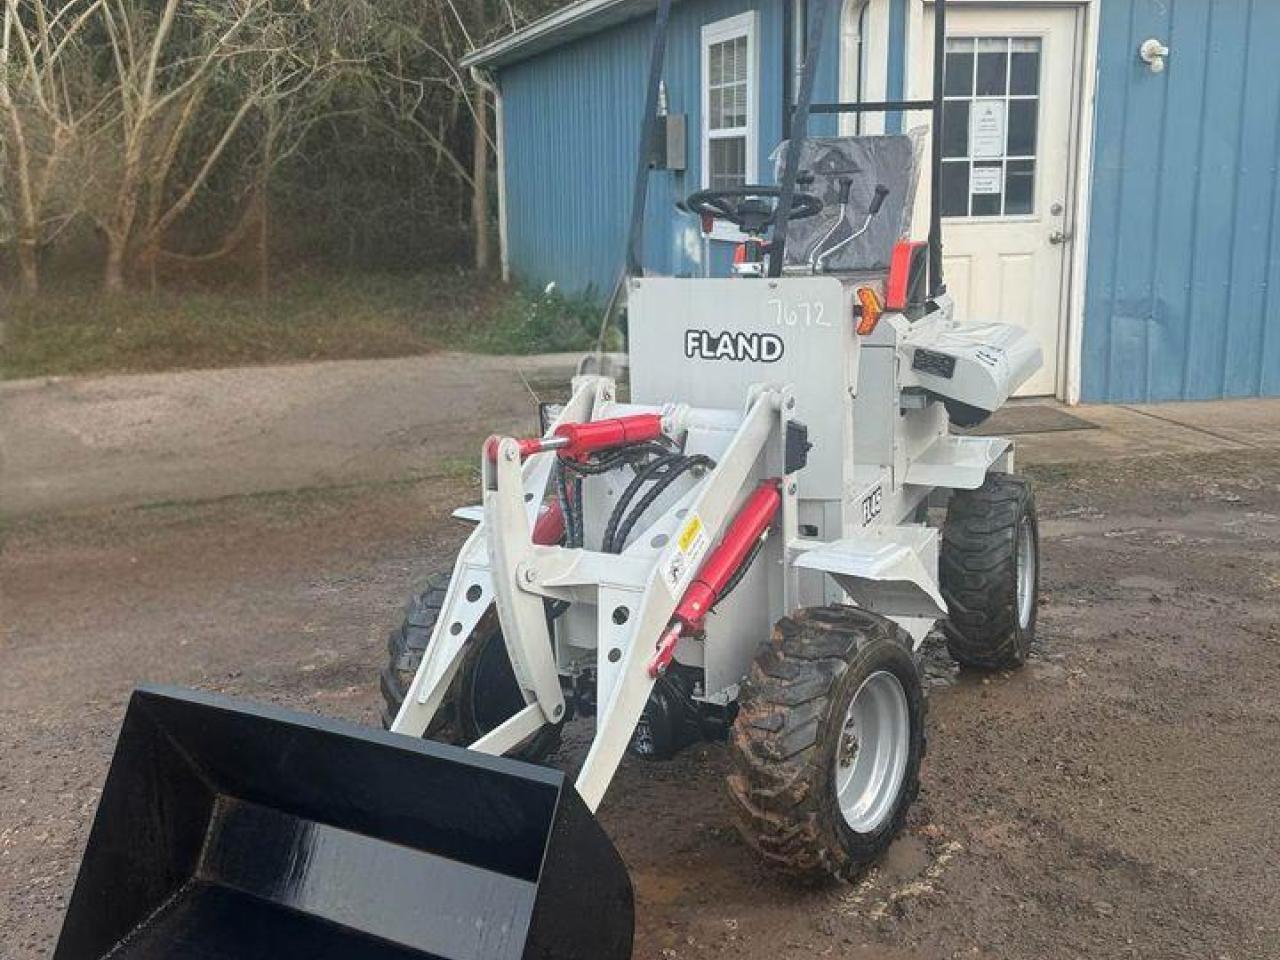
(1139, 38), (1169, 74)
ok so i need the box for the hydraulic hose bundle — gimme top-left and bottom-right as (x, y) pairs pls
(552, 441), (688, 551)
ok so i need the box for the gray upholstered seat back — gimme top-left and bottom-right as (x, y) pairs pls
(773, 130), (925, 272)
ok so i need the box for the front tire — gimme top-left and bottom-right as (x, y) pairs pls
(380, 572), (562, 762)
(940, 473), (1039, 670)
(728, 607), (926, 881)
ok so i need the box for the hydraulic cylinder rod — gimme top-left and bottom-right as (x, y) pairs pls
(650, 479), (783, 677)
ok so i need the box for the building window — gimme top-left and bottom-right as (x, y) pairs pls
(702, 13), (757, 197)
(940, 36), (1042, 218)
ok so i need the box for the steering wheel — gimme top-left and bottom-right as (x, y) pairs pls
(686, 186), (824, 235)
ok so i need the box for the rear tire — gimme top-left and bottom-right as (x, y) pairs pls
(380, 572), (562, 763)
(940, 472), (1039, 670)
(728, 607), (926, 881)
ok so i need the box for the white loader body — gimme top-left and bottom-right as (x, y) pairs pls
(392, 274), (1040, 813)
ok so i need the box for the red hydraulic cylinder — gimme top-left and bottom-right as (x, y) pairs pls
(531, 499), (566, 545)
(650, 479), (783, 677)
(553, 414), (664, 459)
(486, 413), (665, 463)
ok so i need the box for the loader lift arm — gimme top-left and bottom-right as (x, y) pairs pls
(394, 378), (798, 813)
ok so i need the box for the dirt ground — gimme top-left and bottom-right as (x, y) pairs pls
(3, 447), (1279, 960)
(0, 352), (582, 515)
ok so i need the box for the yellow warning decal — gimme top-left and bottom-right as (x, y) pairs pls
(677, 515), (704, 553)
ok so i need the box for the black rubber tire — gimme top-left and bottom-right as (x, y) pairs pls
(380, 572), (562, 763)
(727, 606), (926, 882)
(940, 472), (1039, 670)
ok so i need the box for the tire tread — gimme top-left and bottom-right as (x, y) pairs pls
(728, 606), (924, 881)
(940, 472), (1037, 670)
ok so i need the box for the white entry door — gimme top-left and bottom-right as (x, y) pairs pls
(924, 5), (1081, 396)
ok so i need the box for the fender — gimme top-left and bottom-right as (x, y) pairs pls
(792, 525), (947, 622)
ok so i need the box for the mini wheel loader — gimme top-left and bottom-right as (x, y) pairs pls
(54, 1), (1043, 957)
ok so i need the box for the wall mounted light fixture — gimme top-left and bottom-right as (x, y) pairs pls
(1139, 38), (1170, 73)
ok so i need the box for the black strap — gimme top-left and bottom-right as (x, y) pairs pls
(625, 0), (674, 276)
(769, 0), (832, 278)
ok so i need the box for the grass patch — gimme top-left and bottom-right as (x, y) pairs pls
(1, 271), (608, 380)
(450, 286), (611, 355)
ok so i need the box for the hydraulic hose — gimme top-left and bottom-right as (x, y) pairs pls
(607, 454), (716, 554)
(602, 453), (685, 552)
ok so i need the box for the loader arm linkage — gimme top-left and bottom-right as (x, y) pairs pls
(392, 376), (798, 812)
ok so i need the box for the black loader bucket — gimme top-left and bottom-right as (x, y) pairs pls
(54, 686), (633, 960)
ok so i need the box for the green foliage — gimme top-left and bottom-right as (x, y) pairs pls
(453, 286), (614, 355)
(0, 272), (603, 379)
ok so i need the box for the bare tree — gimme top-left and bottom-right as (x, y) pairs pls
(87, 0), (273, 292)
(1, 0), (576, 294)
(0, 0), (102, 294)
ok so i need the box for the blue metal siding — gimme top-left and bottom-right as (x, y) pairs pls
(499, 0), (839, 297)
(885, 0), (907, 134)
(1082, 0), (1280, 401)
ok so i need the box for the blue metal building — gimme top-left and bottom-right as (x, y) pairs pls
(463, 0), (1280, 403)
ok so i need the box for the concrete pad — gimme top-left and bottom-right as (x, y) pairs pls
(0, 353), (580, 516)
(1125, 398), (1280, 449)
(1014, 403), (1247, 465)
(1012, 398), (1280, 465)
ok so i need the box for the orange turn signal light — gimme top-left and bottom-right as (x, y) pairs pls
(856, 287), (884, 336)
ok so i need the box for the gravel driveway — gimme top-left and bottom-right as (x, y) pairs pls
(3, 445), (1279, 959)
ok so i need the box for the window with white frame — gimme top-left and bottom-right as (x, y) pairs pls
(701, 13), (757, 196)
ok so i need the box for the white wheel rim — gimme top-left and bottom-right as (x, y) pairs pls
(835, 670), (910, 833)
(1016, 517), (1037, 631)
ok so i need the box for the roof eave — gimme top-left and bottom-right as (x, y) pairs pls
(461, 0), (662, 71)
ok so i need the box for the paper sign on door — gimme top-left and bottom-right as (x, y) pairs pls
(969, 99), (1006, 159)
(970, 165), (1002, 195)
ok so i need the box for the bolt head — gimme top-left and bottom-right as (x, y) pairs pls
(840, 731), (860, 766)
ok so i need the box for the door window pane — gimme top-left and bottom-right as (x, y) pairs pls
(941, 35), (1042, 217)
(1010, 38), (1041, 95)
(1005, 160), (1035, 214)
(975, 38), (1008, 96)
(941, 161), (970, 217)
(1008, 99), (1038, 157)
(944, 38), (974, 96)
(942, 100), (970, 157)
(970, 161), (1003, 215)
